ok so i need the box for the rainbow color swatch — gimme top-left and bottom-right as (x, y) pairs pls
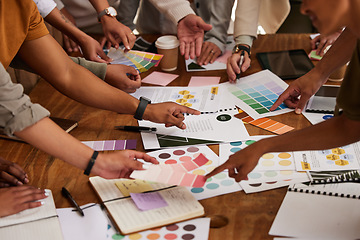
(108, 48), (163, 73)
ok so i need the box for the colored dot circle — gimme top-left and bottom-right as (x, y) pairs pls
(206, 183), (220, 189)
(264, 171), (278, 177)
(192, 169), (206, 175)
(207, 166), (216, 172)
(183, 224), (196, 231)
(205, 160), (213, 165)
(179, 156), (192, 162)
(245, 140), (256, 145)
(249, 183), (262, 187)
(265, 181), (277, 184)
(146, 233), (160, 239)
(248, 172), (262, 179)
(323, 115), (333, 120)
(206, 177), (212, 182)
(213, 172), (227, 179)
(173, 150), (186, 155)
(182, 234), (195, 240)
(128, 233), (142, 240)
(230, 141), (243, 146)
(261, 160), (275, 167)
(279, 160), (292, 166)
(279, 170), (293, 175)
(262, 153), (274, 159)
(216, 114), (232, 122)
(278, 153), (291, 159)
(191, 188), (204, 193)
(221, 179), (234, 186)
(165, 159), (178, 164)
(159, 153), (171, 159)
(187, 147), (199, 152)
(166, 224), (179, 231)
(112, 234), (125, 240)
(230, 147), (242, 153)
(164, 233), (178, 240)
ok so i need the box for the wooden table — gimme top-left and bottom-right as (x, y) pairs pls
(1, 33), (327, 239)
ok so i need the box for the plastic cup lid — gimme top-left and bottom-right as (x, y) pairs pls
(155, 35), (179, 49)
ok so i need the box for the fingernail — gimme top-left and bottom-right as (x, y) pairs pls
(45, 192), (50, 197)
(40, 201), (45, 205)
(24, 178), (29, 184)
(295, 108), (302, 114)
(17, 180), (23, 186)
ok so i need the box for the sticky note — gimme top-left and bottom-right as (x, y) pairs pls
(130, 192), (168, 211)
(115, 179), (154, 197)
(188, 76), (220, 87)
(142, 71), (178, 86)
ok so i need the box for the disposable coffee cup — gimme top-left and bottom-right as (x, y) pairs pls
(155, 35), (179, 72)
(328, 63), (348, 82)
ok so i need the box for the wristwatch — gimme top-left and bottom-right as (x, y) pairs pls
(232, 44), (251, 57)
(97, 7), (117, 22)
(134, 97), (151, 120)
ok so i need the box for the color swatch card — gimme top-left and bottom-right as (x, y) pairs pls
(144, 145), (242, 200)
(188, 76), (221, 87)
(222, 70), (292, 119)
(81, 139), (136, 151)
(107, 217), (211, 240)
(108, 48), (163, 73)
(293, 141), (360, 171)
(130, 154), (209, 187)
(141, 71), (179, 86)
(139, 108), (249, 150)
(131, 85), (222, 113)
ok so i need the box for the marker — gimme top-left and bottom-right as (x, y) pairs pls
(114, 126), (157, 132)
(61, 187), (84, 216)
(236, 51), (245, 80)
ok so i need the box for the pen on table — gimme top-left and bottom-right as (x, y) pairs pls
(236, 51), (245, 80)
(61, 187), (84, 217)
(114, 125), (157, 132)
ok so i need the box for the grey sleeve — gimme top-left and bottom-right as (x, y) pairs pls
(117, 0), (140, 31)
(200, 0), (235, 54)
(0, 65), (50, 137)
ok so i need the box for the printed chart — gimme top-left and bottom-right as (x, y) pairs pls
(293, 141), (360, 171)
(223, 70), (292, 119)
(106, 217), (210, 240)
(146, 145), (242, 200)
(108, 48), (163, 73)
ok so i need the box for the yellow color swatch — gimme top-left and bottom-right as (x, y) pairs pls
(115, 179), (154, 197)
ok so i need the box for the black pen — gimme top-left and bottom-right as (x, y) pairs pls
(114, 126), (157, 132)
(61, 187), (84, 216)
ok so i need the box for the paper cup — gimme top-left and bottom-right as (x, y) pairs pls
(155, 35), (179, 72)
(328, 63), (348, 82)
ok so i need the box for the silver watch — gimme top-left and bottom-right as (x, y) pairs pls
(98, 7), (117, 22)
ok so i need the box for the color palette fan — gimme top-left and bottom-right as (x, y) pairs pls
(107, 48), (163, 73)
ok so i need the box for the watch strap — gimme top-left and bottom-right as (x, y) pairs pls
(233, 45), (251, 57)
(134, 97), (151, 120)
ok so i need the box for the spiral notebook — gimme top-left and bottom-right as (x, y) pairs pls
(269, 182), (360, 239)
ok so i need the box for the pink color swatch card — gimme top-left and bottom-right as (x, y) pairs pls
(141, 71), (179, 86)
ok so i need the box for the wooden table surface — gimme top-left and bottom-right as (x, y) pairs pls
(1, 33), (331, 239)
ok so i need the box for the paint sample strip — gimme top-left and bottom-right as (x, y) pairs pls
(130, 154), (209, 187)
(81, 139), (136, 151)
(234, 109), (294, 135)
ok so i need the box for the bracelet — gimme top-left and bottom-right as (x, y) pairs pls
(134, 97), (151, 120)
(232, 44), (251, 57)
(84, 151), (99, 176)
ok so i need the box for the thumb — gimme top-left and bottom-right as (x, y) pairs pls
(295, 95), (310, 114)
(197, 20), (212, 31)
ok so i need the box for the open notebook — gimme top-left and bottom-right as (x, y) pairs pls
(269, 182), (360, 239)
(0, 189), (63, 240)
(89, 176), (204, 235)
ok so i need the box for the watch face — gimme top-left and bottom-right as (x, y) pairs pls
(106, 7), (117, 17)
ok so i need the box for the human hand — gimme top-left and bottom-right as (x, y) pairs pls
(0, 186), (47, 217)
(92, 150), (159, 179)
(144, 102), (201, 129)
(105, 64), (141, 93)
(196, 42), (221, 65)
(206, 143), (262, 182)
(227, 49), (251, 83)
(270, 69), (326, 114)
(79, 35), (112, 63)
(100, 17), (136, 51)
(177, 14), (212, 60)
(311, 31), (341, 56)
(0, 157), (29, 187)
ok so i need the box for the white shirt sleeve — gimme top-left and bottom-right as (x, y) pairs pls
(33, 0), (57, 18)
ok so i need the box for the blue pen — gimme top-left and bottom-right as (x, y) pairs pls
(236, 51), (245, 80)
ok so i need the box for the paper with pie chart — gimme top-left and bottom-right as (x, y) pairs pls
(131, 85), (222, 113)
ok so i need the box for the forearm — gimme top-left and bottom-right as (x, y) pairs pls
(148, 0), (195, 24)
(258, 115), (360, 154)
(312, 28), (356, 80)
(45, 8), (91, 47)
(15, 117), (93, 171)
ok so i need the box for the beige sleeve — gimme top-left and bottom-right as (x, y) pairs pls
(147, 0), (195, 23)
